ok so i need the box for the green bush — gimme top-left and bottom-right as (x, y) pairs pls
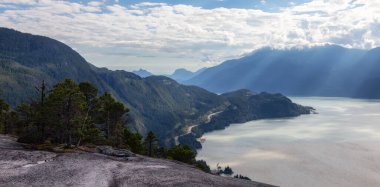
(167, 145), (196, 165)
(195, 160), (211, 173)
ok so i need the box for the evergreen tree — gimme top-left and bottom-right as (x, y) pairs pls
(16, 102), (40, 143)
(0, 99), (9, 134)
(167, 145), (196, 164)
(5, 79), (133, 149)
(45, 79), (86, 146)
(35, 80), (48, 142)
(77, 82), (100, 146)
(124, 128), (145, 154)
(195, 160), (211, 173)
(79, 82), (98, 104)
(223, 166), (234, 175)
(96, 92), (128, 141)
(144, 131), (157, 157)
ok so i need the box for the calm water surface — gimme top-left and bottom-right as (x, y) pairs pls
(197, 97), (380, 187)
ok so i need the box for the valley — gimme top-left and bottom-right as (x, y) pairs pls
(0, 28), (312, 148)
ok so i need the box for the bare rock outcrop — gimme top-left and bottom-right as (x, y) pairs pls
(96, 146), (135, 157)
(0, 135), (276, 187)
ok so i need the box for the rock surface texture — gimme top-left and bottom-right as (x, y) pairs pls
(0, 135), (275, 187)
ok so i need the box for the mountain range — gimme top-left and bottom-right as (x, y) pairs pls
(131, 68), (206, 83)
(185, 45), (380, 98)
(0, 28), (312, 147)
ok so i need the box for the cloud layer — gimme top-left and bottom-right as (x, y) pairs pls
(0, 0), (379, 73)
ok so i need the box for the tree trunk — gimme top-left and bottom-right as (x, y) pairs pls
(3, 114), (7, 134)
(66, 96), (72, 147)
(77, 107), (90, 147)
(76, 138), (82, 147)
(149, 142), (152, 157)
(68, 131), (72, 147)
(107, 111), (110, 139)
(38, 80), (46, 142)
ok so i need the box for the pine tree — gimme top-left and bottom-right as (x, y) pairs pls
(45, 79), (86, 146)
(167, 145), (196, 164)
(124, 128), (145, 154)
(96, 92), (128, 141)
(35, 80), (48, 142)
(0, 99), (9, 134)
(77, 82), (99, 146)
(144, 131), (157, 157)
(223, 166), (234, 175)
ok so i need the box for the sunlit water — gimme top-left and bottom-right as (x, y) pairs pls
(197, 97), (380, 187)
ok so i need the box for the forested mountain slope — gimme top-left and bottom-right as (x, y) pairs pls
(186, 46), (380, 98)
(0, 28), (312, 146)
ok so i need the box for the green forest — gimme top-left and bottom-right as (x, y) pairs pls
(0, 79), (218, 174)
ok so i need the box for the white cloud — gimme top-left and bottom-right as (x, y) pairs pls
(0, 0), (379, 73)
(0, 0), (37, 5)
(88, 1), (103, 7)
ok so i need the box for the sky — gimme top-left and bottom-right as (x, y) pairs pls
(0, 0), (379, 74)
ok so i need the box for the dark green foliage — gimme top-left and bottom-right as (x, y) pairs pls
(17, 124), (40, 143)
(96, 92), (128, 141)
(6, 111), (19, 135)
(177, 133), (202, 150)
(0, 28), (312, 148)
(123, 128), (145, 154)
(96, 70), (225, 146)
(154, 147), (168, 158)
(13, 79), (128, 147)
(2, 80), (225, 177)
(144, 131), (158, 157)
(167, 145), (196, 165)
(0, 99), (9, 134)
(195, 160), (211, 173)
(15, 103), (41, 143)
(77, 82), (102, 145)
(45, 79), (86, 145)
(234, 174), (251, 181)
(79, 82), (98, 104)
(223, 166), (234, 175)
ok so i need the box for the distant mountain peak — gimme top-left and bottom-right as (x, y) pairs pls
(173, 68), (192, 73)
(132, 69), (153, 78)
(168, 67), (206, 83)
(185, 45), (380, 98)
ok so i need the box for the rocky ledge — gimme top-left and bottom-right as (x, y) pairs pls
(0, 135), (276, 187)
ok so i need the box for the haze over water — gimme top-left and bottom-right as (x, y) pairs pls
(197, 97), (380, 187)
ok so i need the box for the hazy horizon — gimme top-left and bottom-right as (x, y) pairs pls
(1, 0), (380, 74)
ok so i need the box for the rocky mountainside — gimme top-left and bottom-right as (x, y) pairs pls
(0, 28), (313, 147)
(186, 45), (380, 98)
(0, 135), (276, 187)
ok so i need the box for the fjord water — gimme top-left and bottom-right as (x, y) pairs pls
(197, 97), (380, 187)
